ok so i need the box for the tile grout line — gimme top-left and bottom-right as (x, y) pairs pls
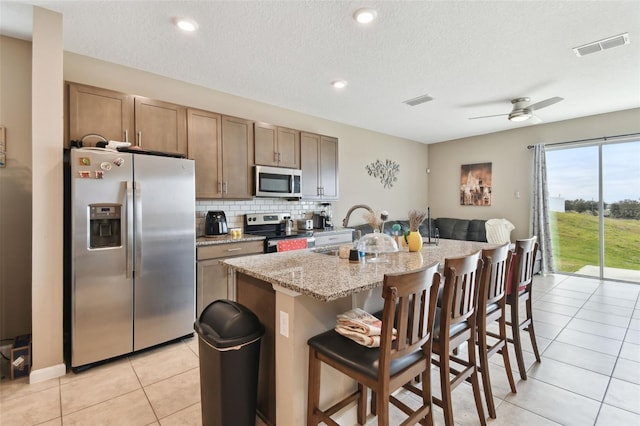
(592, 288), (640, 425)
(128, 356), (161, 425)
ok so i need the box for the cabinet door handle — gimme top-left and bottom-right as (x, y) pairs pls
(137, 131), (142, 146)
(218, 181), (223, 194)
(223, 181), (228, 194)
(278, 152), (281, 162)
(124, 130), (128, 142)
(274, 152), (278, 163)
(226, 248), (243, 252)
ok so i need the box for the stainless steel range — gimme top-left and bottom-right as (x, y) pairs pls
(244, 213), (315, 253)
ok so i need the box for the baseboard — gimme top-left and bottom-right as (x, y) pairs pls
(29, 363), (66, 384)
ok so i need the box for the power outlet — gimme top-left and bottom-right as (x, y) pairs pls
(279, 311), (289, 338)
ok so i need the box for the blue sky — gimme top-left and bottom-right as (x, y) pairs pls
(546, 141), (640, 204)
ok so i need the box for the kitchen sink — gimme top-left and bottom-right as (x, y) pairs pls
(313, 248), (339, 256)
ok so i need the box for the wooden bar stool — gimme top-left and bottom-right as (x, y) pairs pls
(307, 262), (441, 426)
(431, 251), (486, 426)
(506, 236), (541, 380)
(478, 243), (518, 418)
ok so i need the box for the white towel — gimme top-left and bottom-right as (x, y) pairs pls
(335, 308), (395, 348)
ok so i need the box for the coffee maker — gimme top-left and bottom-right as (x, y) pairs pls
(205, 211), (228, 236)
(313, 203), (334, 230)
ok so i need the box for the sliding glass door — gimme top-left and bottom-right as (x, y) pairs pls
(546, 139), (640, 283)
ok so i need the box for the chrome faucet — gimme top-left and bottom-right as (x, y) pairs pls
(342, 204), (374, 227)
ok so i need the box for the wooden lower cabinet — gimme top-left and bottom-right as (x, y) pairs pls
(196, 241), (263, 316)
(236, 273), (276, 426)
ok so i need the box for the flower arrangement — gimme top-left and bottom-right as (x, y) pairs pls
(408, 209), (428, 232)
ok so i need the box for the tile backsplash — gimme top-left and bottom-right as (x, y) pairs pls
(196, 199), (327, 236)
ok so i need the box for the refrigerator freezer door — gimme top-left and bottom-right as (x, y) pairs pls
(132, 154), (196, 351)
(70, 149), (134, 367)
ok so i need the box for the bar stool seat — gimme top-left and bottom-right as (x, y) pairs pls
(308, 330), (425, 382)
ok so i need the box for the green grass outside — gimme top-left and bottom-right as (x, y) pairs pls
(549, 211), (640, 272)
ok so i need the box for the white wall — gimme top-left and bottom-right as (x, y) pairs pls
(428, 108), (640, 239)
(63, 53), (430, 226)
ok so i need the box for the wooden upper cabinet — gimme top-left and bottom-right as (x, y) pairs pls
(134, 97), (187, 155)
(221, 115), (254, 199)
(67, 83), (134, 146)
(277, 127), (300, 169)
(187, 108), (222, 199)
(254, 123), (278, 166)
(300, 132), (338, 200)
(254, 122), (300, 169)
(301, 132), (321, 199)
(319, 135), (339, 199)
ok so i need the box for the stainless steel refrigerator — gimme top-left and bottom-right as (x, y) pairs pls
(65, 148), (195, 368)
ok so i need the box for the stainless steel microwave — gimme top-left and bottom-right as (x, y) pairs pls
(254, 165), (302, 198)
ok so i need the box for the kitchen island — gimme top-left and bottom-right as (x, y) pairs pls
(224, 239), (497, 425)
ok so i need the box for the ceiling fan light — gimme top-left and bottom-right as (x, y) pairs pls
(508, 109), (532, 122)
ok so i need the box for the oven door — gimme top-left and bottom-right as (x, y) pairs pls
(254, 165), (302, 198)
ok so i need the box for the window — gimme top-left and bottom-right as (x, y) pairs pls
(546, 138), (640, 283)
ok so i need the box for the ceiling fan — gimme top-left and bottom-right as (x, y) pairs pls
(468, 96), (564, 122)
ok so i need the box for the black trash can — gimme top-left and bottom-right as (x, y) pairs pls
(195, 299), (265, 426)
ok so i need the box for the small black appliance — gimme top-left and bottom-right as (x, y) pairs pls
(205, 211), (228, 236)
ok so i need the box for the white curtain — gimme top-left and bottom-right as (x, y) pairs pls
(532, 144), (554, 273)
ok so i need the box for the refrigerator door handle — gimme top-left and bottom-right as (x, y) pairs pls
(135, 182), (142, 275)
(126, 180), (134, 278)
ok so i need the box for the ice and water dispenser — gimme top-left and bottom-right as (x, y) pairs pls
(89, 204), (122, 249)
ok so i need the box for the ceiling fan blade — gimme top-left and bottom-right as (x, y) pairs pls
(468, 113), (508, 120)
(528, 96), (564, 111)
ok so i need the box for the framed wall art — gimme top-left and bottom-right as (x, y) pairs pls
(460, 162), (492, 206)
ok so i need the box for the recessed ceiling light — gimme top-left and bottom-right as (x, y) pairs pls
(353, 8), (377, 24)
(174, 17), (199, 32)
(331, 80), (348, 89)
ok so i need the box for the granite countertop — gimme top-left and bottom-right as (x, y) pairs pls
(196, 234), (265, 247)
(223, 239), (498, 301)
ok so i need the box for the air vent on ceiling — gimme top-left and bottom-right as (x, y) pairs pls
(573, 33), (630, 57)
(403, 94), (434, 106)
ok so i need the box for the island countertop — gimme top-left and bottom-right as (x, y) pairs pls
(223, 238), (498, 301)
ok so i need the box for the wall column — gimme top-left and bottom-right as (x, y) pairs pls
(30, 6), (65, 383)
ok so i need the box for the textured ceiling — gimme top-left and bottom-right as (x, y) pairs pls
(2, 0), (639, 144)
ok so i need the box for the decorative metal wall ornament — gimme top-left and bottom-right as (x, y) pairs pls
(366, 159), (400, 189)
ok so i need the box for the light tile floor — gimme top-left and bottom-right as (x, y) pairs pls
(1, 274), (639, 425)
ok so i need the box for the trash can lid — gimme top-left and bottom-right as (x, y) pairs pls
(194, 300), (265, 349)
